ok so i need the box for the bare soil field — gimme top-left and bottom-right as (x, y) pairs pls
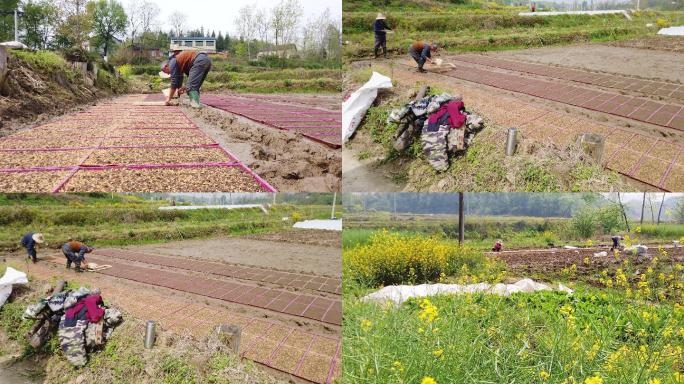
(494, 43), (684, 83)
(607, 35), (684, 54)
(491, 246), (684, 275)
(244, 229), (342, 248)
(188, 102), (341, 192)
(112, 235), (341, 277)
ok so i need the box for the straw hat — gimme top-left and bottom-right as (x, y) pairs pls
(376, 13), (386, 19)
(32, 233), (45, 244)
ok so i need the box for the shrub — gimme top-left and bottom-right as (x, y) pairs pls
(572, 207), (597, 238)
(291, 212), (303, 222)
(344, 230), (485, 286)
(117, 64), (133, 79)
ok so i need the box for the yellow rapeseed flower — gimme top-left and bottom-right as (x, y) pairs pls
(584, 374), (603, 384)
(361, 319), (372, 330)
(432, 348), (444, 359)
(540, 371), (551, 381)
(421, 377), (437, 384)
(648, 379), (661, 384)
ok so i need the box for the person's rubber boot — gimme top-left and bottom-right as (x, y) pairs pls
(188, 90), (201, 109)
(66, 261), (71, 269)
(75, 264), (83, 273)
(418, 67), (427, 73)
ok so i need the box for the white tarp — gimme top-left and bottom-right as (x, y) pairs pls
(0, 41), (29, 49)
(293, 219), (342, 231)
(657, 26), (684, 36)
(160, 204), (268, 213)
(362, 278), (574, 304)
(342, 72), (393, 142)
(519, 10), (630, 18)
(0, 267), (28, 308)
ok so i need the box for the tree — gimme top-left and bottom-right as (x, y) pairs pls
(254, 7), (270, 47)
(126, 0), (158, 40)
(235, 5), (256, 59)
(216, 31), (223, 51)
(674, 198), (684, 224)
(21, 0), (60, 49)
(89, 0), (127, 59)
(55, 0), (91, 48)
(167, 10), (186, 37)
(270, 0), (301, 47)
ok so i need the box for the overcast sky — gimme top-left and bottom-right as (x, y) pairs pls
(131, 0), (341, 37)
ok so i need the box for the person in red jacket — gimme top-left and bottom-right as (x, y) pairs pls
(160, 50), (212, 108)
(492, 240), (503, 252)
(61, 240), (94, 273)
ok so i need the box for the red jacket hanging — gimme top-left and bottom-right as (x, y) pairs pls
(427, 100), (466, 129)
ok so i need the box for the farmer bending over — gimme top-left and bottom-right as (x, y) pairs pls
(161, 50), (212, 108)
(62, 239), (94, 273)
(409, 41), (437, 73)
(20, 232), (44, 263)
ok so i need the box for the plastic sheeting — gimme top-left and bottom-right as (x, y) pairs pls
(343, 72), (393, 142)
(0, 267), (28, 308)
(160, 204), (268, 213)
(658, 26), (684, 36)
(292, 219), (342, 231)
(363, 278), (574, 304)
(519, 10), (629, 17)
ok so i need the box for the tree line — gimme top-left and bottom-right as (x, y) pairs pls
(0, 0), (340, 62)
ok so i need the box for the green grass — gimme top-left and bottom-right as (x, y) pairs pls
(0, 194), (336, 250)
(343, 230), (684, 384)
(9, 50), (67, 71)
(344, 286), (684, 384)
(343, 8), (684, 58)
(343, 215), (684, 251)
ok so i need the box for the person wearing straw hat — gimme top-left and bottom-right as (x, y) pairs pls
(373, 13), (392, 59)
(160, 49), (212, 108)
(20, 232), (45, 263)
(62, 239), (94, 273)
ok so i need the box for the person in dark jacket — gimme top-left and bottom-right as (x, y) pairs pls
(160, 50), (212, 108)
(408, 41), (437, 73)
(20, 233), (45, 263)
(373, 13), (392, 59)
(610, 235), (624, 251)
(62, 240), (94, 273)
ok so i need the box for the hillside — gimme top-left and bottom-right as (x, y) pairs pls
(0, 50), (128, 137)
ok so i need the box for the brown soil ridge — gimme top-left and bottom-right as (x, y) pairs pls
(43, 254), (342, 326)
(93, 248), (342, 295)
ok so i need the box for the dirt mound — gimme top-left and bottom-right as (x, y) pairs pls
(187, 106), (342, 192)
(0, 52), (126, 137)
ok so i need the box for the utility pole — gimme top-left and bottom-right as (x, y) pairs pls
(458, 192), (465, 244)
(14, 10), (18, 42)
(331, 192), (337, 219)
(393, 193), (397, 220)
(640, 192), (646, 225)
